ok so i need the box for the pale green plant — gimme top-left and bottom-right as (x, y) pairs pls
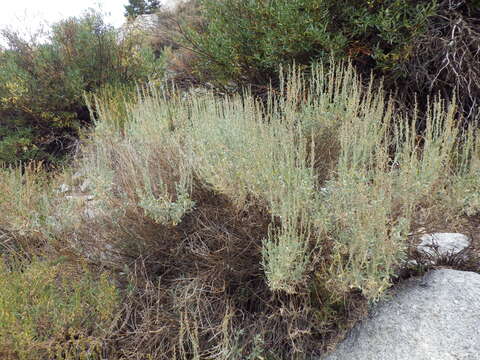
(308, 69), (408, 299)
(81, 62), (480, 300)
(185, 87), (318, 293)
(11, 60), (475, 358)
(315, 80), (472, 300)
(0, 163), (93, 254)
(81, 88), (195, 231)
(448, 127), (480, 216)
(138, 183), (194, 226)
(0, 164), (83, 254)
(0, 164), (52, 237)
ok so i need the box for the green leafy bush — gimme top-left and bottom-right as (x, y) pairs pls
(125, 0), (162, 18)
(186, 0), (437, 85)
(0, 9), (165, 164)
(0, 124), (52, 164)
(185, 0), (480, 122)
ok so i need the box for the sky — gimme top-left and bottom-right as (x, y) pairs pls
(0, 0), (175, 46)
(1, 1), (128, 30)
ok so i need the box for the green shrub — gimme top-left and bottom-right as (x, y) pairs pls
(0, 258), (118, 360)
(186, 0), (437, 85)
(125, 0), (162, 19)
(0, 124), (53, 164)
(0, 9), (165, 164)
(185, 0), (480, 122)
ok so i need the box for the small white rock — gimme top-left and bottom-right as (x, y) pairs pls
(80, 179), (92, 193)
(65, 194), (94, 202)
(84, 207), (98, 219)
(417, 233), (470, 258)
(59, 184), (71, 193)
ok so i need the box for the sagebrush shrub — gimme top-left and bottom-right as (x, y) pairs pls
(3, 61), (480, 359)
(72, 62), (480, 359)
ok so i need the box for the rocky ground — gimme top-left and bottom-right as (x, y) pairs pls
(322, 269), (480, 360)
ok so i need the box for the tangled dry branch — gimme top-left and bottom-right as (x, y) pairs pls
(402, 0), (480, 123)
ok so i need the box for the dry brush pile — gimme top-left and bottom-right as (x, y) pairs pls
(395, 0), (480, 123)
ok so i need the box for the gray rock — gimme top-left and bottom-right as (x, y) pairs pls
(79, 179), (92, 193)
(58, 183), (71, 193)
(84, 206), (98, 219)
(65, 194), (94, 202)
(322, 269), (480, 360)
(418, 233), (470, 258)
